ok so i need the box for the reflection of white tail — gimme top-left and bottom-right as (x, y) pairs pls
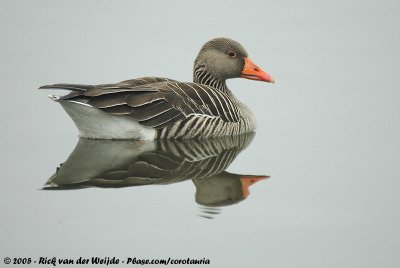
(54, 98), (155, 140)
(45, 138), (156, 187)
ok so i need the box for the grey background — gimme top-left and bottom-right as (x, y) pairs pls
(1, 0), (400, 267)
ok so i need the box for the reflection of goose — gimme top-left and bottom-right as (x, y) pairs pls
(194, 172), (267, 207)
(45, 133), (268, 215)
(195, 172), (267, 219)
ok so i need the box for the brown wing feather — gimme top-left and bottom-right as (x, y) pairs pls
(130, 101), (174, 121)
(42, 77), (239, 130)
(87, 92), (132, 108)
(85, 77), (176, 97)
(139, 109), (185, 129)
(101, 105), (132, 115)
(125, 92), (165, 107)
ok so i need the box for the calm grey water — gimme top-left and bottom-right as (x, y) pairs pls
(1, 0), (400, 267)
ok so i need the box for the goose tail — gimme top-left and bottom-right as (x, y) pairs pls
(39, 83), (94, 92)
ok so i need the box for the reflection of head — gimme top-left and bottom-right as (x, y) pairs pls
(193, 172), (267, 207)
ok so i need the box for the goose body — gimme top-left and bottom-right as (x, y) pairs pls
(40, 38), (274, 140)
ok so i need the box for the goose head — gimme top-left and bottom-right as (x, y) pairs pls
(194, 37), (274, 85)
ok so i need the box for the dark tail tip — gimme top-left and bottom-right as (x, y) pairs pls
(38, 85), (55, 89)
(38, 83), (94, 92)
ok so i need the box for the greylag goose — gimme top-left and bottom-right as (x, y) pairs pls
(40, 38), (274, 140)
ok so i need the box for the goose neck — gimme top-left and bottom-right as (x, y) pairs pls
(193, 65), (229, 93)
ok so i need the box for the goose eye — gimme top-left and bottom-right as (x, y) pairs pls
(227, 51), (236, 57)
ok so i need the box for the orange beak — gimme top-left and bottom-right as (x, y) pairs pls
(241, 57), (275, 83)
(240, 175), (270, 198)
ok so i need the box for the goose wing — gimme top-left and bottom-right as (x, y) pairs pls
(41, 78), (240, 129)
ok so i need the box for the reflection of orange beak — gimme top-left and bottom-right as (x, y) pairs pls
(241, 57), (275, 83)
(240, 175), (270, 198)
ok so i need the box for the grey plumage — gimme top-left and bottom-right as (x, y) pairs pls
(40, 37), (274, 139)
